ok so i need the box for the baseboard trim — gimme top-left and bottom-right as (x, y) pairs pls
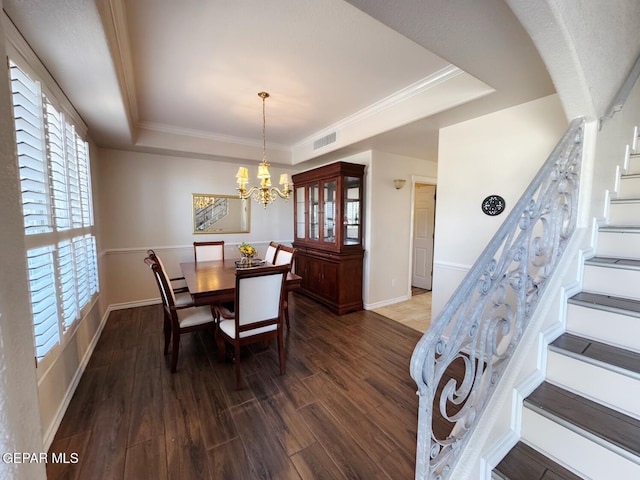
(365, 294), (411, 310)
(109, 297), (162, 310)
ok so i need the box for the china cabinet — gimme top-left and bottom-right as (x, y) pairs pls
(292, 161), (365, 314)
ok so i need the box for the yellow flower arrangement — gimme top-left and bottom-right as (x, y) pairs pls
(239, 242), (257, 257)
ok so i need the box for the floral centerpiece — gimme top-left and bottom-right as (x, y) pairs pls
(239, 242), (257, 258)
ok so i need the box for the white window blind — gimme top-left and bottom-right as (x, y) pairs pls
(9, 60), (99, 362)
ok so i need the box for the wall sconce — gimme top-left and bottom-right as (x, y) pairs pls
(393, 179), (406, 190)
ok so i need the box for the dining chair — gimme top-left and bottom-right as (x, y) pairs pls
(274, 244), (296, 267)
(146, 249), (192, 307)
(214, 264), (290, 390)
(264, 241), (280, 264)
(193, 240), (225, 262)
(273, 245), (297, 328)
(145, 255), (216, 372)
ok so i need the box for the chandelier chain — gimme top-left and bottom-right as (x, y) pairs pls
(235, 91), (291, 208)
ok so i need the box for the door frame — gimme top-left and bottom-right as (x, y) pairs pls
(406, 175), (437, 297)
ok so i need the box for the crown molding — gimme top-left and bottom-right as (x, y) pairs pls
(136, 120), (291, 153)
(293, 65), (463, 149)
(104, 0), (139, 126)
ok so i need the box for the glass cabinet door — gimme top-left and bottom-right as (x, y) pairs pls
(295, 186), (306, 240)
(323, 180), (336, 243)
(343, 176), (361, 245)
(309, 183), (320, 241)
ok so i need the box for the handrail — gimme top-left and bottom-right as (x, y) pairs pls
(600, 52), (640, 129)
(410, 118), (585, 480)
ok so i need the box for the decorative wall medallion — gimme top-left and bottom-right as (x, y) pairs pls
(481, 195), (505, 216)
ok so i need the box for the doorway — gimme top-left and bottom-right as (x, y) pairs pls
(412, 183), (436, 291)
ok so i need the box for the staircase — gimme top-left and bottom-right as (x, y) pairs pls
(493, 134), (640, 479)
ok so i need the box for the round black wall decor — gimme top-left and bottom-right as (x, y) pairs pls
(481, 195), (505, 216)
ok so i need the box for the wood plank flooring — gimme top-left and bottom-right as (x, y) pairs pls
(46, 293), (424, 479)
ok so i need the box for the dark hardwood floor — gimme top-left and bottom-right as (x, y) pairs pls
(46, 293), (424, 479)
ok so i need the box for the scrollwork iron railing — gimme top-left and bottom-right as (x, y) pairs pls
(410, 118), (585, 480)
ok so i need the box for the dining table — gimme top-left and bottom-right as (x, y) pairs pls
(180, 258), (302, 306)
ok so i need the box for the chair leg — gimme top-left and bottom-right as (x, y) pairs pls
(277, 328), (286, 375)
(215, 328), (226, 362)
(171, 331), (180, 373)
(284, 303), (290, 329)
(234, 342), (242, 390)
(163, 314), (171, 355)
(284, 293), (292, 328)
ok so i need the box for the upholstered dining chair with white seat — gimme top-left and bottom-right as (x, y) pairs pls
(193, 240), (225, 262)
(264, 241), (280, 264)
(273, 244), (295, 267)
(273, 244), (297, 328)
(145, 255), (216, 372)
(214, 264), (289, 390)
(146, 249), (192, 307)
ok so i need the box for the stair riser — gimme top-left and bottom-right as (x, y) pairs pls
(522, 408), (640, 479)
(546, 352), (640, 419)
(567, 304), (640, 353)
(609, 201), (640, 226)
(629, 155), (640, 175)
(583, 265), (640, 300)
(618, 176), (640, 198)
(597, 230), (640, 260)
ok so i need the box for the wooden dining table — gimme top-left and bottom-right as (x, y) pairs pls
(180, 258), (302, 306)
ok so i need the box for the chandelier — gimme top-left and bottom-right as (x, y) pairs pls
(235, 92), (292, 208)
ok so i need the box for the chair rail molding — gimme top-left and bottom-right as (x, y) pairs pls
(410, 118), (585, 480)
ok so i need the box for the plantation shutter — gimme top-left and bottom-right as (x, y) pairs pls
(10, 61), (50, 235)
(9, 60), (99, 362)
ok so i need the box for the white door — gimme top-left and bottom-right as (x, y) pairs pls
(412, 184), (436, 290)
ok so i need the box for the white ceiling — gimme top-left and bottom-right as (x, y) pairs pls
(3, 0), (555, 167)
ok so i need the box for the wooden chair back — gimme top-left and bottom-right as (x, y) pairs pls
(145, 255), (176, 308)
(274, 244), (296, 270)
(264, 241), (280, 264)
(235, 264), (288, 333)
(194, 241), (225, 262)
(145, 254), (214, 372)
(215, 264), (290, 389)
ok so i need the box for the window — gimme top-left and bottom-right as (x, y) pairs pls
(9, 60), (98, 362)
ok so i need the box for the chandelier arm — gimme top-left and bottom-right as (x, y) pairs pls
(238, 185), (260, 200)
(271, 187), (291, 200)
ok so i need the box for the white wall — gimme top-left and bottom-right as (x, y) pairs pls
(432, 94), (567, 316)
(98, 148), (297, 306)
(590, 76), (640, 221)
(366, 152), (437, 308)
(444, 7), (640, 476)
(450, 79), (640, 480)
(508, 0), (640, 121)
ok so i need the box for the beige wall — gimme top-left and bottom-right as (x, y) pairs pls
(366, 152), (437, 307)
(98, 146), (436, 311)
(98, 148), (297, 306)
(432, 94), (568, 316)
